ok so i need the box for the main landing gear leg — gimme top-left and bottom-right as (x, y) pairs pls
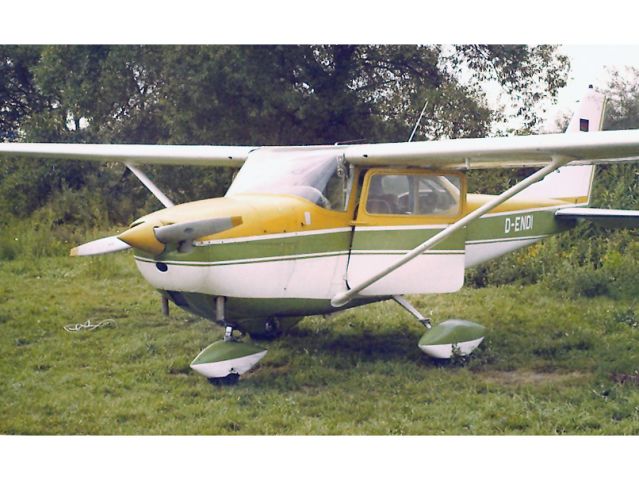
(392, 295), (487, 360)
(392, 295), (431, 329)
(190, 296), (268, 385)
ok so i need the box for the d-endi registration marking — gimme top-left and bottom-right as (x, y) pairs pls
(504, 214), (534, 234)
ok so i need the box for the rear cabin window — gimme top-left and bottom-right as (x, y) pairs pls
(365, 173), (461, 216)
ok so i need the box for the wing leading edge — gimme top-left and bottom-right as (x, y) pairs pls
(3, 129), (639, 170)
(343, 129), (639, 169)
(0, 143), (255, 167)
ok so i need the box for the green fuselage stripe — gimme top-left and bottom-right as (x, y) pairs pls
(351, 227), (465, 251)
(136, 209), (569, 266)
(156, 230), (353, 263)
(136, 250), (349, 267)
(136, 226), (463, 264)
(466, 208), (572, 243)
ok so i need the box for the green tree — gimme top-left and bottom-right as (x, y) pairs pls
(593, 67), (639, 212)
(0, 46), (45, 141)
(467, 67), (639, 294)
(0, 44), (569, 224)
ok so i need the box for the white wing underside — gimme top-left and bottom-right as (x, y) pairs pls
(342, 130), (639, 169)
(2, 129), (639, 169)
(0, 143), (255, 167)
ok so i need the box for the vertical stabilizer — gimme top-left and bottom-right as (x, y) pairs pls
(565, 86), (607, 133)
(515, 86), (607, 204)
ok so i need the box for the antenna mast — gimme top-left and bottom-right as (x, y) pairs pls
(408, 99), (429, 142)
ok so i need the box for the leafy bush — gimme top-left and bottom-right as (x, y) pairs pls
(466, 227), (639, 300)
(553, 265), (611, 298)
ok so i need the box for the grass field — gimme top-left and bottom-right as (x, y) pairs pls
(2, 253), (639, 435)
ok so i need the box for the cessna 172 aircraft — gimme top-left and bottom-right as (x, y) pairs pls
(3, 88), (639, 384)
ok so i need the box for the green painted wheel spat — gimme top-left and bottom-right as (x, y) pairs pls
(419, 319), (486, 346)
(191, 340), (266, 365)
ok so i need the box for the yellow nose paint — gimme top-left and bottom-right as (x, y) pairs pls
(118, 222), (165, 255)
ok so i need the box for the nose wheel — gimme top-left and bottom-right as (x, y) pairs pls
(208, 373), (240, 386)
(190, 296), (268, 384)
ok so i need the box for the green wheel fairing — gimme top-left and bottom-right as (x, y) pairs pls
(419, 319), (486, 346)
(191, 340), (267, 365)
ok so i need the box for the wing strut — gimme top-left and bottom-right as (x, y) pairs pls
(125, 163), (175, 208)
(331, 156), (570, 307)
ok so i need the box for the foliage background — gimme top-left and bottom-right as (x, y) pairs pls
(2, 45), (638, 300)
(2, 46), (639, 437)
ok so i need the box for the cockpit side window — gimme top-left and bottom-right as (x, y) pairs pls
(365, 173), (461, 216)
(227, 148), (352, 212)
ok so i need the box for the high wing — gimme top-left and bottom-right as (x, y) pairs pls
(0, 143), (255, 167)
(3, 129), (639, 170)
(342, 129), (639, 169)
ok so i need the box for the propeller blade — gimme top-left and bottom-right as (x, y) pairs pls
(117, 216), (243, 255)
(155, 216), (242, 244)
(70, 235), (131, 257)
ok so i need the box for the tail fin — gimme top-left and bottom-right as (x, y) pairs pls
(515, 86), (607, 205)
(565, 86), (607, 133)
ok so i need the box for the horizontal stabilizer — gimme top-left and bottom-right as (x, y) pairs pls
(70, 235), (131, 256)
(555, 207), (639, 228)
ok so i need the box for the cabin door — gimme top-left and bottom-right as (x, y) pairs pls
(346, 169), (467, 297)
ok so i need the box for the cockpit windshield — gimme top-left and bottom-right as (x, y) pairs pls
(226, 148), (352, 211)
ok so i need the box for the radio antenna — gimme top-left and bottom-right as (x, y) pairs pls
(408, 99), (429, 142)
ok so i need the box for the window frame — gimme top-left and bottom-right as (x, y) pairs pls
(356, 168), (467, 225)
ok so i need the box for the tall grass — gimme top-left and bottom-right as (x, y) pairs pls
(0, 187), (127, 261)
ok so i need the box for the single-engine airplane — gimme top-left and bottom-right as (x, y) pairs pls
(3, 87), (639, 384)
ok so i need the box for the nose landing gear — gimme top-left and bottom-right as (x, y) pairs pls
(189, 297), (268, 384)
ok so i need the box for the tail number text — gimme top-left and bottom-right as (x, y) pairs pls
(504, 215), (533, 234)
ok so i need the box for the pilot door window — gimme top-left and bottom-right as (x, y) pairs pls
(366, 173), (461, 216)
